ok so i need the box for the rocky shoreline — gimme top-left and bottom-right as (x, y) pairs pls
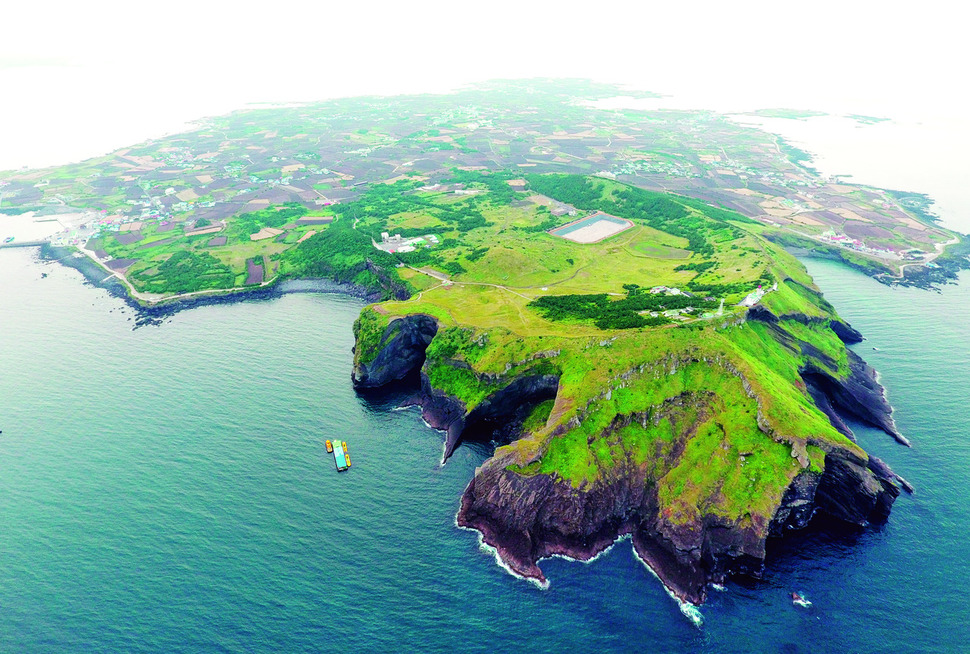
(764, 236), (970, 291)
(351, 310), (909, 606)
(40, 244), (382, 326)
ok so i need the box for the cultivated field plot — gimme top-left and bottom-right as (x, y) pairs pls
(550, 212), (633, 243)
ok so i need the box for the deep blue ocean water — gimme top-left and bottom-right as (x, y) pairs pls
(2, 247), (969, 653)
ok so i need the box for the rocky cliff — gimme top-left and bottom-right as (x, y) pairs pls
(351, 302), (907, 606)
(453, 342), (903, 604)
(351, 313), (438, 388)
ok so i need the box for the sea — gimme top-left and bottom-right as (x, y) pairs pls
(3, 115), (970, 652)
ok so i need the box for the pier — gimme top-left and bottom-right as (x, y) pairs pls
(0, 240), (47, 249)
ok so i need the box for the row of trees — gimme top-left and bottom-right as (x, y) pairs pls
(226, 203), (309, 242)
(284, 218), (403, 298)
(529, 287), (720, 330)
(674, 261), (716, 273)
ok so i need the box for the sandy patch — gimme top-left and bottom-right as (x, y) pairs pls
(297, 230), (317, 243)
(250, 227), (285, 241)
(791, 213), (824, 226)
(507, 179), (527, 187)
(759, 198), (796, 217)
(195, 175), (214, 184)
(833, 208), (872, 223)
(176, 189), (199, 202)
(281, 164), (305, 174)
(527, 194), (555, 207)
(763, 207), (795, 217)
(184, 225), (223, 237)
(898, 215), (927, 231)
(729, 188), (763, 197)
(383, 174), (424, 185)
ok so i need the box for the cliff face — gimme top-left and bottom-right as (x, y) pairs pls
(801, 352), (910, 446)
(351, 314), (438, 388)
(351, 305), (906, 606)
(454, 351), (902, 604)
(443, 373), (560, 460)
(458, 438), (899, 604)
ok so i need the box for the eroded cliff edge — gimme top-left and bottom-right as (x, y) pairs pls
(351, 299), (907, 606)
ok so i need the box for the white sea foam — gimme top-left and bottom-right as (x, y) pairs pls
(541, 533), (631, 567)
(454, 513), (706, 622)
(631, 546), (704, 628)
(422, 418), (445, 433)
(454, 515), (549, 589)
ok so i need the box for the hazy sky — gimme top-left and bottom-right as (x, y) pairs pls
(0, 0), (964, 169)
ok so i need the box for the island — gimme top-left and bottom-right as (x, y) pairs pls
(1, 79), (960, 607)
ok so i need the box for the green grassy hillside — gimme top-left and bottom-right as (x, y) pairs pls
(353, 173), (867, 526)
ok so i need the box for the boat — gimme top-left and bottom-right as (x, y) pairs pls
(326, 439), (333, 453)
(792, 591), (812, 608)
(3, 237), (13, 243)
(331, 439), (351, 471)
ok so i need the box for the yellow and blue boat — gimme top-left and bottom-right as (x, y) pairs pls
(331, 439), (351, 471)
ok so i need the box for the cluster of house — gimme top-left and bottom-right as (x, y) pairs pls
(819, 230), (895, 256)
(377, 232), (440, 254)
(738, 282), (777, 308)
(648, 285), (693, 296)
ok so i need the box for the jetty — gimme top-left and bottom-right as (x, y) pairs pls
(0, 240), (47, 249)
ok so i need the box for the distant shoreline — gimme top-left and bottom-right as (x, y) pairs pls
(37, 244), (377, 326)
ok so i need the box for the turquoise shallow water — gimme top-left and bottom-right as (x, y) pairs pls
(1, 248), (969, 652)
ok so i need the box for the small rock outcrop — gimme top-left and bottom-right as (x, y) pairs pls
(801, 351), (910, 446)
(351, 314), (438, 388)
(446, 373), (560, 460)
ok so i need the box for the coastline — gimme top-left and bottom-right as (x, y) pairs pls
(22, 233), (910, 622)
(362, 299), (909, 610)
(455, 492), (708, 626)
(30, 236), (911, 614)
(38, 244), (380, 325)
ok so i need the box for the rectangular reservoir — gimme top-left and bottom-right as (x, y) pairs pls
(549, 212), (633, 243)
